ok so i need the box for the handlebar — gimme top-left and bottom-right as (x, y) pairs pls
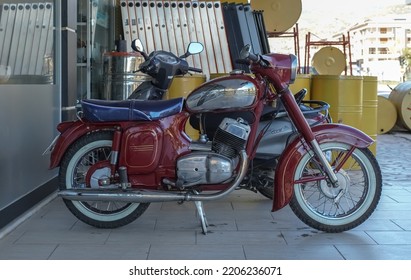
(188, 67), (203, 73)
(238, 45), (270, 68)
(247, 52), (259, 63)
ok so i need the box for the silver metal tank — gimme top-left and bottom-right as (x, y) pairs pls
(102, 52), (151, 100)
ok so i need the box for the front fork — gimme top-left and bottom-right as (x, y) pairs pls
(280, 88), (339, 185)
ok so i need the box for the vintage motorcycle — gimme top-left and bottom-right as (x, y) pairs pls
(46, 42), (382, 234)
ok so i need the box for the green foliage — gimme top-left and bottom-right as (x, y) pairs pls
(399, 48), (411, 66)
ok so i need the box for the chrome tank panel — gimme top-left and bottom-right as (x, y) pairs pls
(255, 116), (295, 157)
(256, 116), (320, 158)
(186, 78), (257, 113)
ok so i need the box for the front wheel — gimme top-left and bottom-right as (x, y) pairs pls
(289, 142), (382, 233)
(59, 131), (150, 228)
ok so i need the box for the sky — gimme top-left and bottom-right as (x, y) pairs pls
(297, 0), (410, 38)
(302, 0), (406, 11)
(300, 0), (407, 19)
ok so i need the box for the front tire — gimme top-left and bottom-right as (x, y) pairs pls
(289, 142), (382, 233)
(59, 131), (150, 228)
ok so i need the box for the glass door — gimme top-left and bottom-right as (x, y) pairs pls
(77, 0), (115, 100)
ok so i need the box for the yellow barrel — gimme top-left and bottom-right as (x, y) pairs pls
(167, 74), (206, 139)
(209, 73), (229, 80)
(311, 75), (363, 129)
(362, 76), (378, 155)
(388, 81), (411, 131)
(222, 0), (247, 3)
(289, 74), (311, 100)
(377, 95), (397, 134)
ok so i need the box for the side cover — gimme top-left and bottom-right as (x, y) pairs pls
(119, 123), (163, 174)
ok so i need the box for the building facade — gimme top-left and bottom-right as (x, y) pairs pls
(346, 15), (411, 81)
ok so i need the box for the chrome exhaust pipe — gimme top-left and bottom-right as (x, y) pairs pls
(58, 151), (248, 203)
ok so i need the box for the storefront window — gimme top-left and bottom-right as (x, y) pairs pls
(0, 2), (55, 84)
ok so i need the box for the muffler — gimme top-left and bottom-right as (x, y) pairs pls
(59, 151), (248, 203)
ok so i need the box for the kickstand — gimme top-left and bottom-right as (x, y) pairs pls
(193, 192), (208, 234)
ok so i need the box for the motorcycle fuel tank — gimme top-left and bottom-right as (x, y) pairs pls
(186, 76), (257, 113)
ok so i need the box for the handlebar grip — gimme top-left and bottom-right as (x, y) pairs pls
(188, 67), (203, 73)
(248, 52), (259, 62)
(235, 58), (250, 65)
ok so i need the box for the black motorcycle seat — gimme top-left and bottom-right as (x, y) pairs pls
(81, 98), (184, 122)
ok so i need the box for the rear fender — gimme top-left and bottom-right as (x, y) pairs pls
(272, 123), (373, 211)
(49, 121), (113, 169)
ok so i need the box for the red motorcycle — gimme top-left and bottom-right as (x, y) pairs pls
(46, 43), (382, 234)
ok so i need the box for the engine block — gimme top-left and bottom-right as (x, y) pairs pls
(176, 152), (233, 187)
(212, 118), (251, 158)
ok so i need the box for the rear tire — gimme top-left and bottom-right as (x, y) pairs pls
(59, 131), (150, 228)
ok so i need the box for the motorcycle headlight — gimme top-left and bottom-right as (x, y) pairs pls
(289, 54), (298, 84)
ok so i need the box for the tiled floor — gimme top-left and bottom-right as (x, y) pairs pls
(1, 131), (411, 260)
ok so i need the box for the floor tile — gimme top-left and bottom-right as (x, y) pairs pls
(244, 244), (344, 260)
(49, 244), (150, 260)
(336, 244), (411, 260)
(282, 230), (377, 245)
(196, 230), (286, 245)
(148, 244), (245, 260)
(352, 219), (403, 231)
(392, 220), (411, 230)
(106, 230), (196, 245)
(15, 229), (110, 245)
(0, 244), (57, 260)
(366, 231), (411, 245)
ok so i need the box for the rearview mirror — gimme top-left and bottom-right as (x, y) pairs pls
(187, 42), (204, 55)
(131, 39), (144, 52)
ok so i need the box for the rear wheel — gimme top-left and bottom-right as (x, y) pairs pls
(289, 142), (382, 233)
(59, 131), (150, 228)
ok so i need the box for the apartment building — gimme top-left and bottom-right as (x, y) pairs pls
(344, 15), (411, 81)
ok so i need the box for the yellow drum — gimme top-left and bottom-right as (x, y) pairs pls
(389, 81), (411, 131)
(250, 0), (302, 33)
(167, 74), (207, 139)
(209, 73), (229, 80)
(311, 75), (363, 129)
(362, 76), (378, 155)
(289, 74), (311, 100)
(312, 47), (346, 76)
(377, 95), (397, 134)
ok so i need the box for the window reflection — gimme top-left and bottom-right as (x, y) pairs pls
(0, 2), (54, 84)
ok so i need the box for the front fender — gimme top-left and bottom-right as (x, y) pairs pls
(272, 123), (373, 211)
(49, 121), (108, 169)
